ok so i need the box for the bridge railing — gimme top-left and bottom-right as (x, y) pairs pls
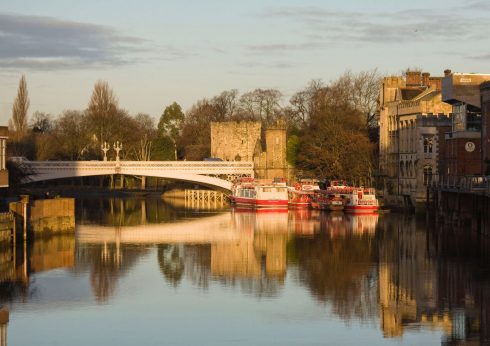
(23, 160), (254, 174)
(431, 174), (489, 194)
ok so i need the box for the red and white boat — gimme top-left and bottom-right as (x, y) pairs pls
(229, 178), (289, 209)
(288, 179), (321, 209)
(326, 180), (355, 195)
(343, 187), (379, 213)
(310, 191), (344, 211)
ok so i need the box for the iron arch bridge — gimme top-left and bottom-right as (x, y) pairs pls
(18, 160), (254, 192)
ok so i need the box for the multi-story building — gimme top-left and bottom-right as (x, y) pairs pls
(482, 81), (490, 173)
(379, 71), (452, 209)
(440, 71), (490, 178)
(0, 126), (8, 188)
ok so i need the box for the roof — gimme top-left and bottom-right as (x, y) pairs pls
(400, 88), (424, 100)
(415, 89), (440, 101)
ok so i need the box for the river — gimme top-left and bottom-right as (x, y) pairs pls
(0, 197), (488, 345)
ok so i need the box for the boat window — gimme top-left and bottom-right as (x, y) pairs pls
(263, 187), (272, 192)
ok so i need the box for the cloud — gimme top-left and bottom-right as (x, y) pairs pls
(254, 2), (490, 55)
(0, 13), (149, 70)
(239, 60), (295, 70)
(470, 53), (490, 60)
(246, 42), (324, 54)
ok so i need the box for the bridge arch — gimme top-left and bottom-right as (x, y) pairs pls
(18, 160), (254, 192)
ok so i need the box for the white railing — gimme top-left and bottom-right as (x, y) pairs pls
(16, 160), (254, 191)
(24, 160), (253, 174)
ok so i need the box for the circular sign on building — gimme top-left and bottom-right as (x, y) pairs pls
(465, 141), (475, 152)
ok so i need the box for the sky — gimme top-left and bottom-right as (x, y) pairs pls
(0, 0), (489, 124)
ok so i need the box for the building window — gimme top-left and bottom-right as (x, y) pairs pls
(466, 108), (482, 132)
(423, 166), (433, 186)
(423, 136), (433, 154)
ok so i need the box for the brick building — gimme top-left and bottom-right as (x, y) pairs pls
(379, 71), (452, 209)
(0, 127), (8, 188)
(440, 71), (490, 178)
(481, 82), (490, 174)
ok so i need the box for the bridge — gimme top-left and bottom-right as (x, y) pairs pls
(77, 213), (248, 244)
(76, 211), (290, 245)
(17, 160), (254, 191)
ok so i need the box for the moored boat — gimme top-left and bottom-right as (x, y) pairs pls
(344, 187), (379, 213)
(311, 191), (344, 211)
(288, 179), (320, 209)
(288, 190), (311, 209)
(229, 178), (289, 209)
(327, 194), (344, 211)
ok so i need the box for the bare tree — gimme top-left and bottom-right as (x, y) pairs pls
(133, 113), (156, 161)
(288, 79), (324, 128)
(53, 110), (89, 160)
(87, 80), (119, 144)
(212, 89), (239, 121)
(331, 70), (381, 127)
(239, 88), (282, 125)
(30, 111), (53, 133)
(11, 75), (30, 138)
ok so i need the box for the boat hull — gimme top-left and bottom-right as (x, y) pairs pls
(288, 201), (310, 209)
(344, 205), (379, 213)
(328, 204), (344, 212)
(230, 196), (289, 209)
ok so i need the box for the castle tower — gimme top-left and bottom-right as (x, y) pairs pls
(263, 119), (287, 179)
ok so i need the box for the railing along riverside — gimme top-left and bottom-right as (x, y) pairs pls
(431, 174), (490, 194)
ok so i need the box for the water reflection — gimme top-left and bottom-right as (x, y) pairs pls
(292, 213), (378, 322)
(2, 198), (490, 344)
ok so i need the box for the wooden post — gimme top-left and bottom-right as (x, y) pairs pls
(19, 195), (29, 243)
(11, 213), (16, 249)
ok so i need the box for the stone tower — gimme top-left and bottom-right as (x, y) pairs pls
(254, 119), (288, 180)
(210, 121), (261, 161)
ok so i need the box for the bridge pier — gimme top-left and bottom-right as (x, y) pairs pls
(110, 175), (115, 189)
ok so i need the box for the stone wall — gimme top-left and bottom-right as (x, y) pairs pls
(211, 120), (291, 180)
(10, 198), (75, 236)
(210, 121), (261, 161)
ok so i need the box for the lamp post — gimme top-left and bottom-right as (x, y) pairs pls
(114, 141), (123, 162)
(101, 142), (110, 161)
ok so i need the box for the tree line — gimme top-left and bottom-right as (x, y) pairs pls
(7, 70), (380, 184)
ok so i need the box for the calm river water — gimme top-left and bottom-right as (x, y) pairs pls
(1, 198), (489, 345)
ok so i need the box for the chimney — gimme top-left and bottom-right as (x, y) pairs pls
(444, 69), (452, 76)
(422, 72), (430, 87)
(406, 71), (421, 86)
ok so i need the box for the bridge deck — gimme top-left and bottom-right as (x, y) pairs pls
(18, 160), (254, 191)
